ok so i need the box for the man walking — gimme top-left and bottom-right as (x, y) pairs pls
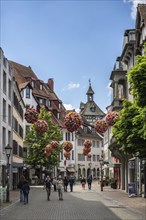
(44, 176), (52, 201)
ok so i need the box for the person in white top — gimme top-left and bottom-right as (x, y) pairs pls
(56, 175), (64, 200)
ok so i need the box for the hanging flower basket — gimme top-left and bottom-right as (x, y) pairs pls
(50, 141), (59, 149)
(44, 144), (54, 157)
(64, 151), (71, 158)
(106, 111), (120, 126)
(94, 119), (108, 133)
(83, 139), (92, 148)
(34, 120), (48, 134)
(63, 141), (73, 152)
(83, 146), (91, 156)
(64, 111), (82, 132)
(24, 108), (39, 123)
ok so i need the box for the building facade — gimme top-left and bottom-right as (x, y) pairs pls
(0, 48), (13, 187)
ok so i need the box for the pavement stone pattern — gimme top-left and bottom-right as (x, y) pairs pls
(0, 181), (145, 220)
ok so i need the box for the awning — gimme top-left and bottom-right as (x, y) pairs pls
(58, 167), (66, 172)
(67, 168), (75, 173)
(113, 163), (121, 167)
(12, 162), (24, 168)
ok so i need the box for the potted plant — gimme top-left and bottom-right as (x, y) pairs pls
(110, 178), (117, 189)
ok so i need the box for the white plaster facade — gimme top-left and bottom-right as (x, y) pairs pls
(0, 48), (13, 186)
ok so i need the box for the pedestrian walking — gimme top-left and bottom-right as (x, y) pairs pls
(44, 176), (52, 201)
(52, 177), (57, 191)
(87, 175), (92, 190)
(63, 176), (69, 192)
(17, 175), (25, 202)
(56, 175), (64, 200)
(69, 175), (75, 192)
(21, 179), (30, 205)
(81, 177), (86, 190)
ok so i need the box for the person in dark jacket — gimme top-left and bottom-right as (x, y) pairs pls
(69, 175), (75, 192)
(44, 176), (52, 201)
(87, 175), (92, 190)
(63, 176), (69, 192)
(21, 180), (30, 205)
(17, 175), (25, 202)
(81, 177), (86, 189)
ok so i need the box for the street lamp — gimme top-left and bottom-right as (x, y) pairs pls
(88, 162), (92, 176)
(5, 144), (12, 202)
(99, 157), (104, 192)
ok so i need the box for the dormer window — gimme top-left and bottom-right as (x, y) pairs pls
(40, 84), (43, 90)
(57, 113), (60, 119)
(26, 87), (30, 98)
(90, 107), (95, 112)
(32, 80), (35, 88)
(59, 103), (62, 109)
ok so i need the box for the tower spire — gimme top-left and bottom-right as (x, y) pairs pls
(86, 80), (94, 102)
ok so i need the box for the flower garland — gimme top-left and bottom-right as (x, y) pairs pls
(106, 111), (120, 126)
(24, 108), (39, 123)
(34, 120), (48, 134)
(63, 141), (73, 152)
(50, 141), (59, 149)
(64, 151), (71, 159)
(64, 111), (82, 132)
(94, 119), (108, 134)
(82, 139), (92, 156)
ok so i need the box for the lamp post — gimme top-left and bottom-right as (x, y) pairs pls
(88, 162), (92, 176)
(5, 144), (12, 202)
(99, 158), (104, 192)
(78, 164), (81, 180)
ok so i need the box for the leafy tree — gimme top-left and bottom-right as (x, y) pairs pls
(25, 107), (63, 170)
(113, 100), (146, 158)
(127, 48), (146, 107)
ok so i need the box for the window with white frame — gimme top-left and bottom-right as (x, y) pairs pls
(3, 71), (7, 94)
(66, 132), (70, 141)
(97, 155), (100, 161)
(32, 80), (35, 88)
(40, 84), (43, 90)
(3, 99), (6, 122)
(93, 154), (96, 161)
(92, 140), (95, 147)
(8, 105), (11, 125)
(78, 139), (84, 146)
(26, 87), (30, 98)
(78, 153), (85, 161)
(72, 150), (74, 160)
(2, 127), (6, 151)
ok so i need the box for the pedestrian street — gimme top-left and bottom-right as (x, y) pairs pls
(0, 183), (145, 220)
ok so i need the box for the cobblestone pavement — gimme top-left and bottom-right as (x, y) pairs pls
(0, 181), (145, 220)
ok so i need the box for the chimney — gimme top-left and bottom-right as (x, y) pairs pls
(48, 78), (54, 90)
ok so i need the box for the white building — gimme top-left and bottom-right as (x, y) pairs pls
(0, 48), (13, 187)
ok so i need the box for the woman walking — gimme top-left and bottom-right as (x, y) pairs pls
(17, 175), (25, 202)
(22, 179), (30, 205)
(81, 176), (86, 190)
(56, 175), (64, 200)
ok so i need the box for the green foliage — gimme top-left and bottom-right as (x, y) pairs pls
(112, 47), (146, 159)
(113, 100), (146, 158)
(25, 107), (63, 169)
(127, 52), (146, 107)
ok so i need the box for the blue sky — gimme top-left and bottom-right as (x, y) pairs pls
(1, 0), (145, 112)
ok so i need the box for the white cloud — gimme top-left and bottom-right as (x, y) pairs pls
(63, 104), (80, 113)
(63, 104), (74, 110)
(62, 82), (80, 91)
(124, 0), (146, 19)
(67, 82), (80, 90)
